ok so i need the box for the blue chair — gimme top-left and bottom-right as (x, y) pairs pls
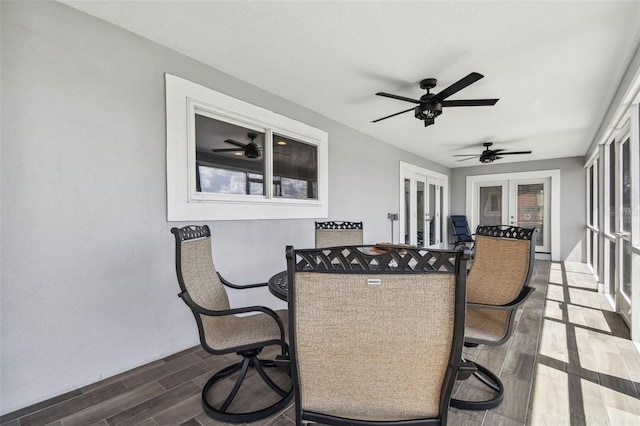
(450, 215), (475, 248)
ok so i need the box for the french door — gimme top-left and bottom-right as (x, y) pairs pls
(605, 131), (634, 325)
(471, 177), (551, 253)
(400, 162), (447, 247)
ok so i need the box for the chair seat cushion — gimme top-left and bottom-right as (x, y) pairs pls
(201, 309), (288, 351)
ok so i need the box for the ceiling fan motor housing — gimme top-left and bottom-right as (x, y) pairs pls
(245, 143), (261, 158)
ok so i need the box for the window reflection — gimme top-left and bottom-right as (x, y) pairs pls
(609, 141), (615, 232)
(195, 114), (265, 196)
(517, 183), (545, 246)
(622, 138), (631, 233)
(272, 133), (318, 200)
(480, 186), (502, 225)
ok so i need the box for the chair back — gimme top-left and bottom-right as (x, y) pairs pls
(171, 225), (230, 311)
(315, 221), (363, 248)
(287, 245), (470, 424)
(467, 225), (536, 305)
(463, 225), (537, 346)
(450, 215), (472, 238)
(171, 225), (233, 353)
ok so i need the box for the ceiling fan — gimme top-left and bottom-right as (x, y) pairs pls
(212, 132), (261, 158)
(372, 72), (499, 127)
(454, 142), (532, 164)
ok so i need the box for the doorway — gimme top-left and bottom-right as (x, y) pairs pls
(399, 162), (448, 247)
(603, 130), (634, 327)
(472, 178), (550, 252)
(466, 170), (560, 260)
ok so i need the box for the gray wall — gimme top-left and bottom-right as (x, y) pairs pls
(450, 156), (586, 262)
(0, 1), (449, 413)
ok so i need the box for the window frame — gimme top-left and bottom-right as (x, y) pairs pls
(166, 74), (328, 221)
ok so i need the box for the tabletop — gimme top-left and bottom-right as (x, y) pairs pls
(268, 244), (423, 301)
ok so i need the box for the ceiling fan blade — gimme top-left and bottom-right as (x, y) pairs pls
(457, 157), (479, 162)
(498, 151), (532, 155)
(453, 154), (479, 157)
(212, 148), (244, 153)
(495, 156), (504, 160)
(224, 139), (247, 148)
(375, 92), (421, 104)
(434, 72), (483, 101)
(371, 107), (415, 123)
(441, 98), (499, 107)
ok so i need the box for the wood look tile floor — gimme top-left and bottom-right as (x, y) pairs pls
(3, 260), (640, 426)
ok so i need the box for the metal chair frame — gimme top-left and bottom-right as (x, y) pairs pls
(171, 225), (293, 423)
(450, 225), (537, 411)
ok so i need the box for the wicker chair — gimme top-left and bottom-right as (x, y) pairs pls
(170, 225), (293, 422)
(287, 244), (471, 425)
(450, 225), (537, 411)
(315, 220), (363, 248)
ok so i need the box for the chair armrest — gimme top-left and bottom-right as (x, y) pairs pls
(467, 287), (534, 311)
(178, 291), (286, 341)
(218, 272), (268, 289)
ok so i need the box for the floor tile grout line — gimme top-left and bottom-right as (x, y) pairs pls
(520, 261), (550, 426)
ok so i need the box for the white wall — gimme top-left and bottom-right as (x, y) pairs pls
(449, 156), (586, 262)
(0, 1), (449, 414)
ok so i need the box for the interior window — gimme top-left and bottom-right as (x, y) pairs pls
(272, 133), (318, 200)
(165, 73), (328, 221)
(195, 114), (266, 196)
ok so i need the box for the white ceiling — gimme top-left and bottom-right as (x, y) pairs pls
(62, 0), (640, 168)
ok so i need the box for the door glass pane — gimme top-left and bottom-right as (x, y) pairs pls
(404, 179), (410, 244)
(417, 181), (425, 246)
(517, 183), (545, 246)
(587, 231), (594, 269)
(429, 183), (436, 245)
(588, 165), (594, 226)
(593, 232), (597, 273)
(623, 240), (631, 299)
(622, 139), (631, 233)
(609, 141), (616, 232)
(439, 187), (444, 243)
(607, 239), (616, 297)
(479, 186), (502, 225)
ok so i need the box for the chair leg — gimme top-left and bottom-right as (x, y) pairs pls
(201, 349), (293, 423)
(253, 358), (289, 397)
(450, 361), (504, 410)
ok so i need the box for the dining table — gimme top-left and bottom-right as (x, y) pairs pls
(267, 243), (420, 301)
(268, 270), (288, 301)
